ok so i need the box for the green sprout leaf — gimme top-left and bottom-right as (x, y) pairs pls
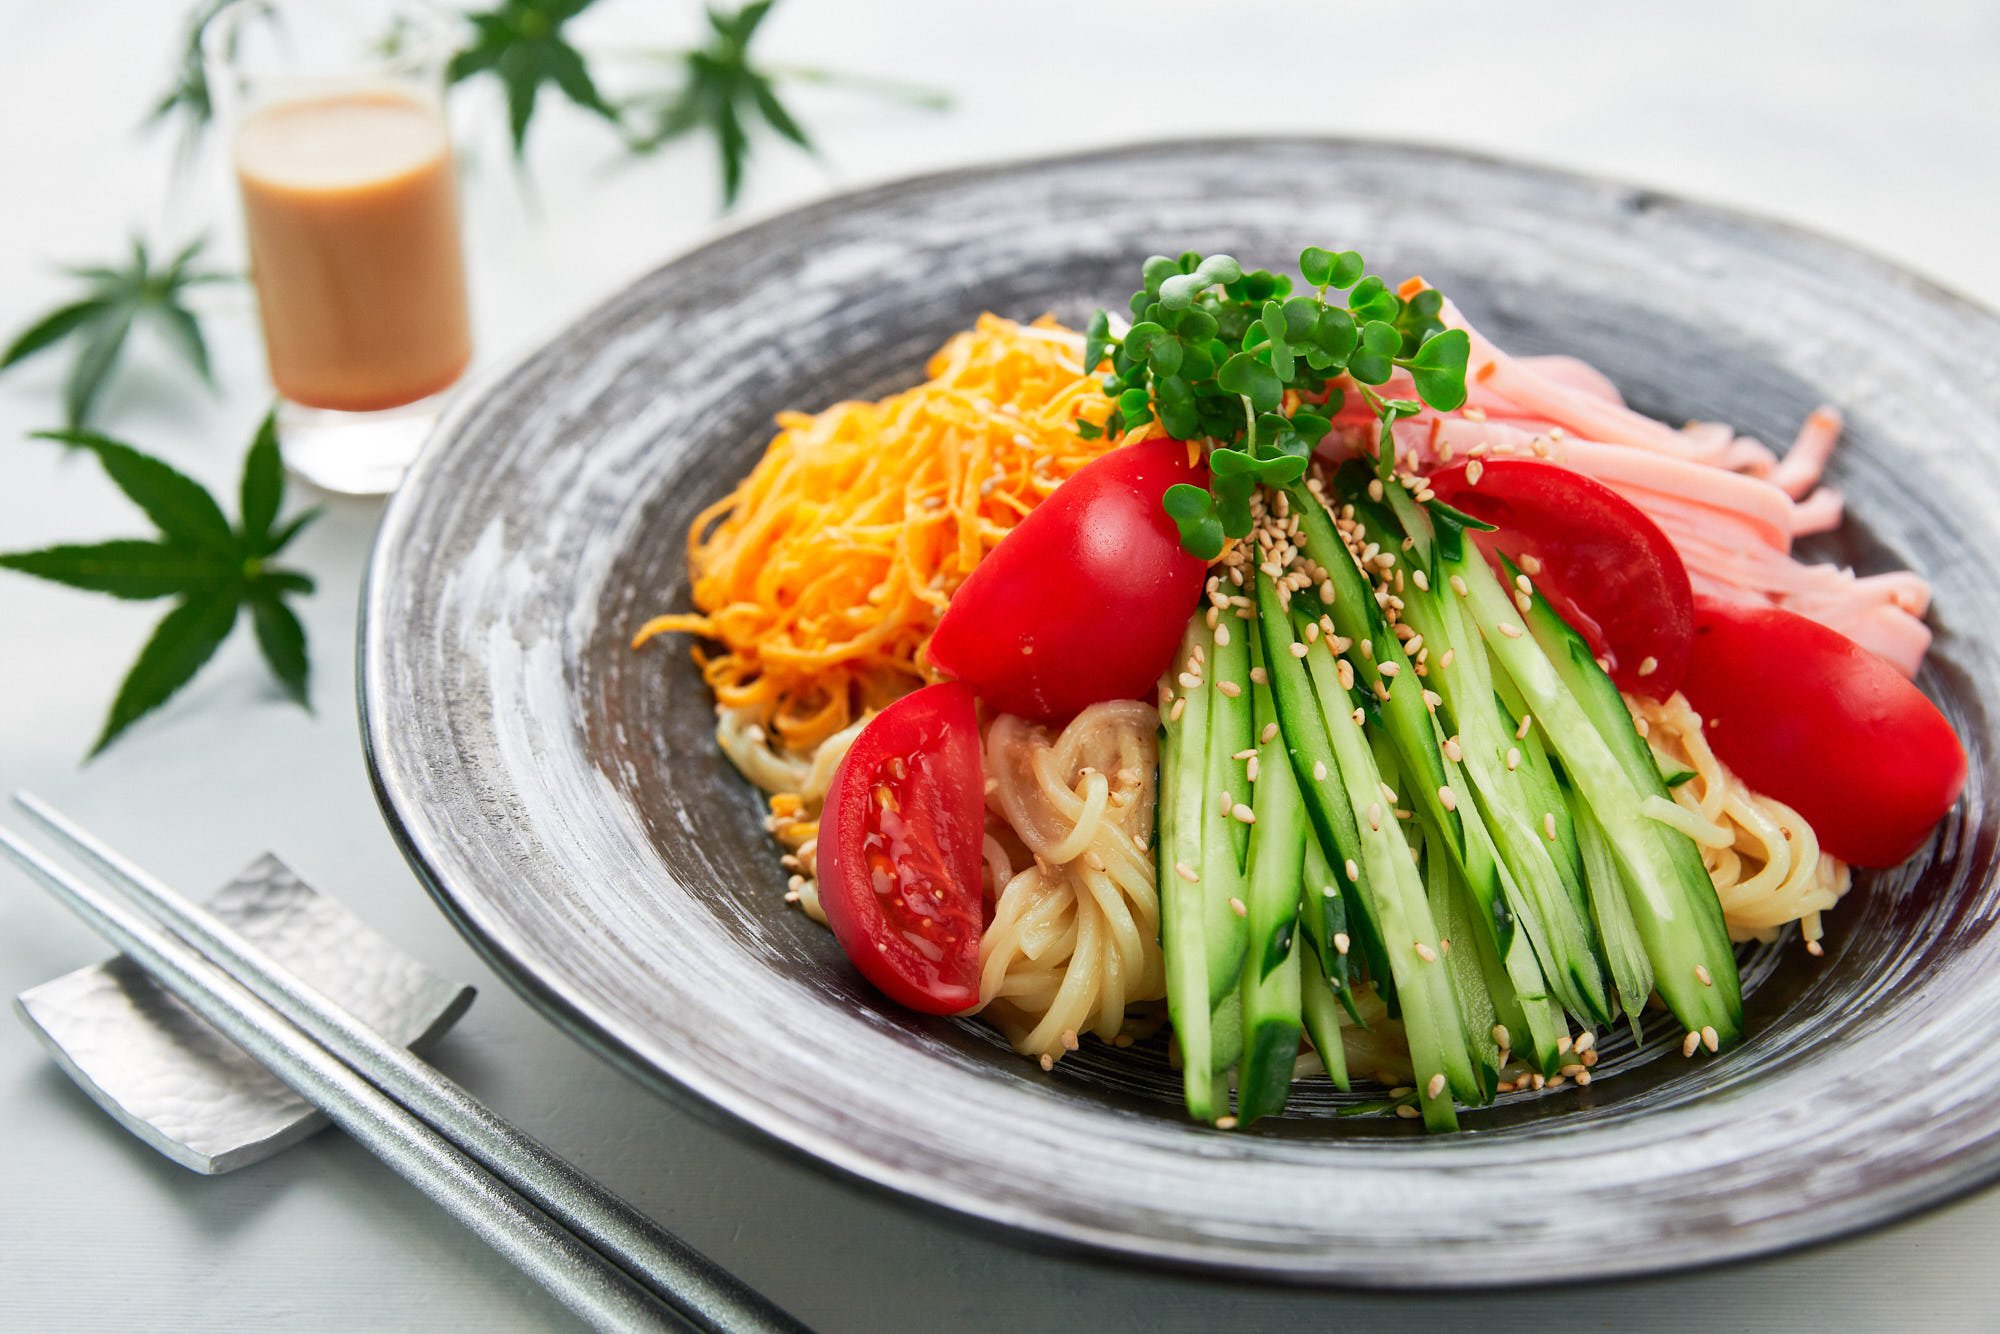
(0, 412), (319, 758)
(1082, 310), (1112, 374)
(1409, 328), (1471, 412)
(1218, 353), (1282, 414)
(1, 238), (230, 430)
(1163, 483), (1225, 561)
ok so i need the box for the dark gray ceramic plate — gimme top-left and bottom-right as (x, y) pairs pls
(361, 139), (2000, 1286)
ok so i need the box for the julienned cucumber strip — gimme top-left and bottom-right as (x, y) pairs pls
(1253, 574), (1397, 1011)
(1569, 780), (1653, 1043)
(1284, 479), (1512, 958)
(1341, 474), (1608, 1044)
(1200, 605), (1254, 1007)
(1444, 538), (1742, 1045)
(1260, 575), (1481, 1125)
(1423, 826), (1502, 1096)
(1159, 616), (1225, 1121)
(1299, 950), (1352, 1091)
(1237, 631), (1306, 1125)
(1513, 570), (1743, 1041)
(1490, 662), (1593, 928)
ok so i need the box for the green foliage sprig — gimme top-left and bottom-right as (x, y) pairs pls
(1081, 248), (1471, 559)
(0, 415), (319, 757)
(449, 0), (619, 157)
(0, 238), (230, 431)
(625, 0), (947, 208)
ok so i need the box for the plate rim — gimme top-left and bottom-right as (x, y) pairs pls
(360, 133), (2000, 1287)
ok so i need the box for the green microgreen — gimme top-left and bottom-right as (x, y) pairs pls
(625, 0), (946, 209)
(448, 0), (619, 158)
(0, 414), (320, 757)
(1082, 247), (1474, 557)
(0, 237), (231, 430)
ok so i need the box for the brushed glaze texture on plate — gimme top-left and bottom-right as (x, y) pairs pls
(363, 139), (2000, 1285)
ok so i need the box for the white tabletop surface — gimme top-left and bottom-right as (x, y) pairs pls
(3, 2), (1997, 1329)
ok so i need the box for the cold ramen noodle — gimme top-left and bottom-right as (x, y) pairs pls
(637, 249), (1967, 1130)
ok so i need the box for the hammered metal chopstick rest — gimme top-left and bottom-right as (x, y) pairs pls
(14, 853), (474, 1174)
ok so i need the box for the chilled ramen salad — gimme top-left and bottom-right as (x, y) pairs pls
(636, 248), (1966, 1130)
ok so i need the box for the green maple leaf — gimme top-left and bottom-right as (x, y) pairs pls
(0, 237), (231, 430)
(627, 0), (947, 209)
(448, 0), (619, 157)
(0, 414), (321, 757)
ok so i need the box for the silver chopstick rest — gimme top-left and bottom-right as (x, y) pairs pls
(15, 853), (474, 1174)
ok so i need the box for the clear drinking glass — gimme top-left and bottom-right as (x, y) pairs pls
(204, 0), (471, 496)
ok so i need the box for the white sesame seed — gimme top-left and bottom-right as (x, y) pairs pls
(1229, 896), (1247, 917)
(1247, 756), (1260, 783)
(1367, 802), (1383, 831)
(1516, 713), (1533, 739)
(1305, 621), (1320, 644)
(1232, 803), (1257, 825)
(1497, 621), (1523, 638)
(1467, 459), (1485, 486)
(1337, 659), (1355, 690)
(1040, 1053), (1055, 1071)
(1170, 697), (1186, 721)
(1443, 736), (1463, 762)
(1806, 939), (1825, 958)
(1441, 648), (1455, 669)
(1574, 1031), (1595, 1054)
(1335, 931), (1352, 953)
(1379, 661), (1402, 678)
(1575, 1070), (1593, 1086)
(1682, 1031), (1701, 1057)
(1175, 861), (1200, 883)
(1638, 655), (1659, 677)
(1450, 574), (1469, 597)
(1415, 941), (1439, 963)
(1395, 1104), (1420, 1120)
(1320, 884), (1337, 898)
(1515, 573), (1533, 595)
(1492, 1024), (1510, 1049)
(1368, 479), (1385, 502)
(1505, 746), (1521, 772)
(1289, 641), (1310, 659)
(1215, 623), (1231, 647)
(1315, 761), (1330, 782)
(1219, 791), (1234, 817)
(1422, 689), (1443, 710)
(1215, 1114), (1239, 1130)
(1359, 638), (1374, 659)
(1062, 1028), (1080, 1052)
(1320, 579), (1336, 602)
(1178, 671), (1203, 689)
(1546, 1075), (1567, 1089)
(1439, 785), (1457, 811)
(1701, 1026), (1720, 1053)
(1557, 1035), (1573, 1055)
(1249, 666), (1269, 686)
(1695, 963), (1714, 987)
(1205, 606), (1219, 630)
(1351, 707), (1365, 726)
(1543, 812), (1558, 841)
(1515, 591), (1534, 614)
(1427, 1073), (1447, 1100)
(1233, 748), (1258, 761)
(1218, 680), (1242, 698)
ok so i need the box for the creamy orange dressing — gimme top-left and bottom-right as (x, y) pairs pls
(235, 89), (471, 412)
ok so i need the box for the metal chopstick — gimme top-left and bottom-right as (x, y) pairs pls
(4, 796), (808, 1334)
(0, 821), (680, 1331)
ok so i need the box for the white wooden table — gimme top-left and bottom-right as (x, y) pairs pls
(3, 2), (1996, 1328)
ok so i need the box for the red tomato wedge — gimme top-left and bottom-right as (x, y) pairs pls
(1428, 458), (1693, 697)
(1678, 598), (1967, 867)
(816, 682), (985, 1013)
(925, 437), (1208, 721)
